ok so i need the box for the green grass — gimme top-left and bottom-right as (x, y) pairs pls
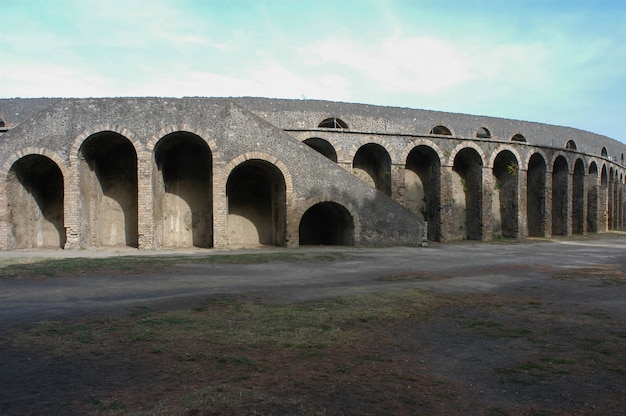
(0, 251), (351, 279)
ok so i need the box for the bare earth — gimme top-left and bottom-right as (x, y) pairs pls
(1, 235), (625, 415)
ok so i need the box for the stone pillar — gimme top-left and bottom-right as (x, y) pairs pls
(136, 151), (153, 249)
(544, 169), (553, 238)
(391, 163), (406, 206)
(481, 166), (493, 241)
(212, 160), (229, 248)
(439, 164), (454, 241)
(517, 168), (529, 239)
(64, 155), (81, 249)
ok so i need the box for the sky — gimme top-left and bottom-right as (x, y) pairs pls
(1, 0), (626, 143)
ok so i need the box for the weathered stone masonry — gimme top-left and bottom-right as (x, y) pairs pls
(0, 97), (624, 250)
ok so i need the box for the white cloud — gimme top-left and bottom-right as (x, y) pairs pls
(300, 36), (473, 94)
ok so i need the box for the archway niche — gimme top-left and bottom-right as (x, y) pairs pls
(303, 138), (338, 162)
(586, 162), (599, 233)
(79, 132), (138, 247)
(452, 148), (483, 240)
(226, 160), (286, 246)
(405, 145), (441, 240)
(153, 132), (212, 248)
(7, 155), (65, 248)
(492, 151), (519, 238)
(299, 202), (354, 246)
(551, 156), (569, 236)
(527, 153), (547, 237)
(572, 159), (585, 234)
(353, 143), (391, 196)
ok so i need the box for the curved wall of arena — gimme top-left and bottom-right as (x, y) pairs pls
(0, 97), (624, 250)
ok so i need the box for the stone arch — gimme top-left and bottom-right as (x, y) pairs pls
(71, 125), (143, 163)
(566, 140), (577, 150)
(294, 132), (345, 163)
(404, 143), (441, 241)
(4, 151), (67, 249)
(452, 147), (483, 240)
(511, 133), (527, 143)
(527, 152), (547, 237)
(492, 150), (520, 238)
(352, 142), (393, 196)
(572, 158), (585, 234)
(146, 125), (218, 155)
(429, 124), (453, 136)
(153, 131), (213, 248)
(303, 137), (338, 162)
(78, 131), (139, 247)
(318, 117), (349, 129)
(601, 147), (608, 157)
(447, 142), (486, 167)
(298, 197), (357, 246)
(487, 145), (522, 169)
(225, 157), (287, 247)
(475, 126), (492, 139)
(586, 161), (599, 233)
(552, 155), (569, 236)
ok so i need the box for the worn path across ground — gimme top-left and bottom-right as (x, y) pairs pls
(1, 236), (625, 327)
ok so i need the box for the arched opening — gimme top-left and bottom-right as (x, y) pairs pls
(153, 132), (212, 248)
(552, 156), (569, 236)
(318, 118), (348, 129)
(452, 148), (483, 240)
(430, 125), (452, 135)
(405, 145), (441, 241)
(586, 162), (599, 233)
(226, 160), (286, 246)
(7, 155), (65, 248)
(299, 202), (354, 246)
(527, 153), (547, 237)
(79, 132), (138, 247)
(492, 151), (519, 238)
(601, 147), (608, 157)
(476, 127), (491, 139)
(303, 138), (338, 162)
(511, 134), (527, 143)
(572, 159), (585, 234)
(353, 143), (392, 196)
(566, 140), (577, 150)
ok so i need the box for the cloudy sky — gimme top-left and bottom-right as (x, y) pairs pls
(2, 0), (625, 143)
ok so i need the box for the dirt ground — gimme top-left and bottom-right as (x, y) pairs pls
(1, 236), (626, 415)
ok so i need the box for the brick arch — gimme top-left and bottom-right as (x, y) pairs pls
(295, 194), (361, 245)
(346, 137), (398, 164)
(487, 145), (522, 169)
(70, 125), (143, 164)
(1, 147), (69, 184)
(293, 131), (345, 162)
(146, 125), (219, 156)
(428, 123), (456, 136)
(447, 142), (486, 167)
(400, 139), (445, 165)
(223, 152), (294, 197)
(550, 151), (573, 174)
(1, 148), (69, 249)
(524, 149), (549, 171)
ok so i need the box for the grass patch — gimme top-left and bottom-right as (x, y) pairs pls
(0, 250), (351, 279)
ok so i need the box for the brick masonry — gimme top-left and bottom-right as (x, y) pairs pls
(0, 97), (624, 250)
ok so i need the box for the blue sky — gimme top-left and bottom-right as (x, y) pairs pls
(2, 0), (626, 143)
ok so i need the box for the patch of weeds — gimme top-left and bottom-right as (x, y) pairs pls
(86, 397), (125, 411)
(210, 354), (256, 366)
(177, 351), (206, 362)
(459, 319), (531, 338)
